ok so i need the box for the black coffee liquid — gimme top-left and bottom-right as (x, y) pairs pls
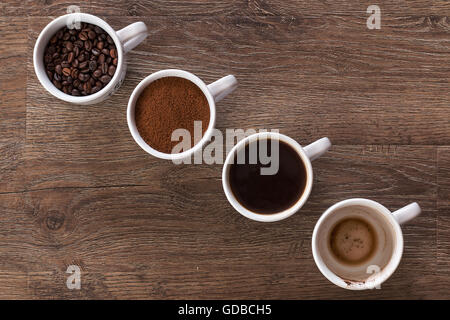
(228, 139), (307, 214)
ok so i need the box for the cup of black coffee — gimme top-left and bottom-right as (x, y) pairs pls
(34, 13), (147, 104)
(222, 132), (331, 222)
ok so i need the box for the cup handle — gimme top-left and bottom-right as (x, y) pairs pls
(392, 202), (421, 225)
(207, 75), (238, 103)
(116, 22), (148, 54)
(303, 137), (331, 161)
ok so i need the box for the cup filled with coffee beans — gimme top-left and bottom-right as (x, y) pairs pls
(127, 69), (238, 160)
(34, 13), (148, 104)
(222, 132), (331, 222)
(312, 199), (421, 289)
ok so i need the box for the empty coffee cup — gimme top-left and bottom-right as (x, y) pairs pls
(312, 198), (421, 290)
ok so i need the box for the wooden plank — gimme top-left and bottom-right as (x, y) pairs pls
(437, 147), (449, 297)
(2, 1), (450, 16)
(26, 14), (450, 173)
(0, 0), (447, 300)
(0, 18), (27, 193)
(0, 145), (438, 298)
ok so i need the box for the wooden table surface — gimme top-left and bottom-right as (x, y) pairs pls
(0, 1), (449, 299)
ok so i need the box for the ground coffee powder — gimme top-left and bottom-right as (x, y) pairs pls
(135, 77), (210, 154)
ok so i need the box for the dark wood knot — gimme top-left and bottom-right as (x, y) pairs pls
(45, 211), (65, 231)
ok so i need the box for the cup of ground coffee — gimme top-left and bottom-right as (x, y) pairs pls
(222, 132), (331, 222)
(312, 198), (421, 290)
(127, 69), (238, 160)
(34, 13), (147, 104)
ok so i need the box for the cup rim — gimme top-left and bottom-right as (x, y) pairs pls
(33, 13), (124, 104)
(127, 69), (216, 160)
(222, 132), (314, 222)
(312, 198), (404, 290)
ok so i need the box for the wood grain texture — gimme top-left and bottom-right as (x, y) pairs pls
(0, 1), (449, 299)
(437, 147), (449, 297)
(0, 147), (440, 299)
(0, 18), (27, 192)
(2, 1), (450, 16)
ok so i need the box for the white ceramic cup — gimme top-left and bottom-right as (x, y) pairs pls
(127, 69), (238, 160)
(34, 13), (148, 105)
(312, 198), (421, 290)
(222, 132), (331, 222)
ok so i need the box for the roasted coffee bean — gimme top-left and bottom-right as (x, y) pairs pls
(108, 65), (116, 77)
(94, 26), (103, 34)
(44, 54), (52, 64)
(67, 52), (74, 63)
(84, 40), (92, 51)
(88, 30), (96, 40)
(91, 48), (100, 56)
(89, 60), (97, 71)
(74, 40), (84, 48)
(93, 69), (102, 78)
(47, 46), (56, 55)
(55, 64), (62, 75)
(79, 61), (88, 69)
(83, 81), (92, 93)
(65, 41), (73, 51)
(71, 68), (79, 79)
(44, 23), (117, 96)
(53, 79), (62, 89)
(91, 85), (101, 94)
(99, 63), (106, 74)
(79, 31), (88, 41)
(100, 74), (111, 84)
(73, 79), (81, 88)
(62, 68), (71, 76)
(109, 48), (117, 58)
